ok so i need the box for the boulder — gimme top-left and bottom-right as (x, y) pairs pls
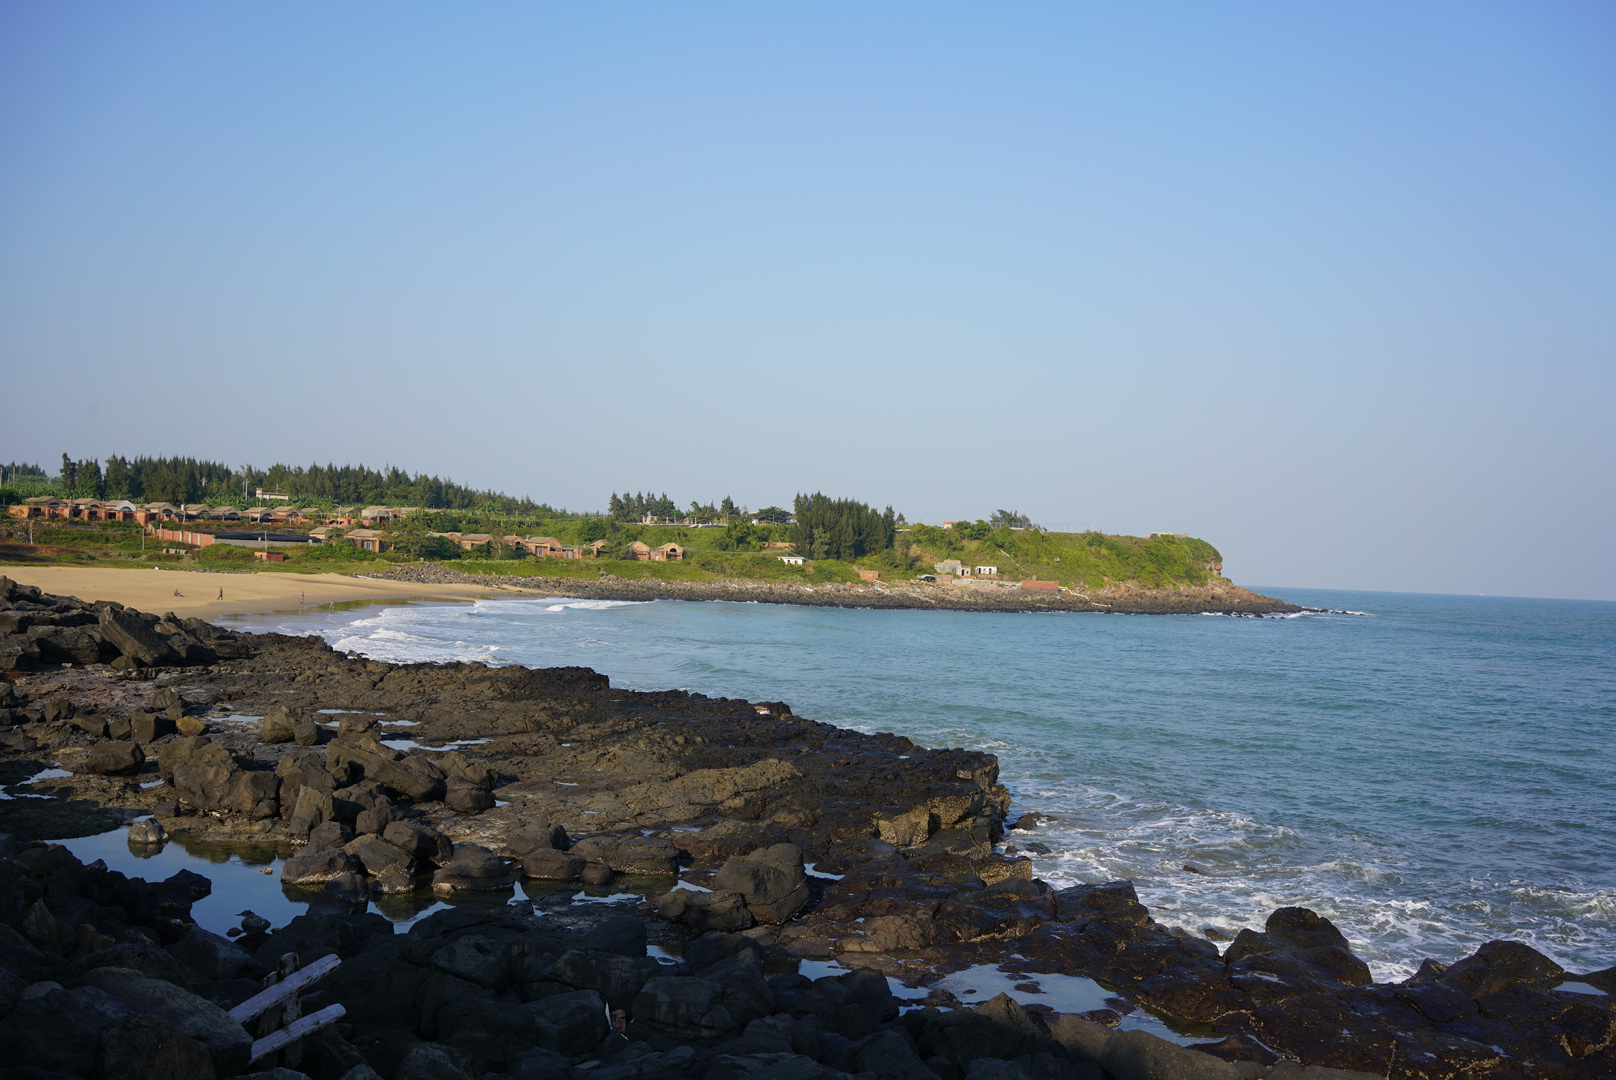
(96, 1013), (218, 1080)
(276, 750), (333, 793)
(71, 966), (253, 1075)
(445, 774), (495, 814)
(338, 714), (379, 738)
(521, 849), (587, 880)
(431, 843), (515, 892)
(854, 1027), (937, 1080)
(632, 974), (742, 1039)
(328, 737), (445, 802)
(384, 820), (456, 866)
(551, 948), (660, 1011)
(712, 844), (809, 924)
(576, 915), (647, 958)
(395, 1041), (480, 1080)
(0, 985), (132, 1075)
(656, 888), (755, 932)
(69, 710), (109, 737)
(429, 932), (515, 988)
(345, 833), (417, 877)
(1102, 1028), (1246, 1080)
(508, 820), (571, 856)
(167, 925), (256, 981)
(289, 786), (337, 834)
(0, 635), (42, 671)
(98, 606), (185, 666)
(160, 737), (280, 818)
(85, 738), (146, 775)
(375, 864), (416, 893)
(131, 709), (178, 744)
(30, 624), (105, 664)
(526, 988), (610, 1056)
(283, 846), (363, 887)
(875, 806), (938, 847)
(262, 705), (320, 746)
(1441, 940), (1566, 998)
(436, 750), (495, 789)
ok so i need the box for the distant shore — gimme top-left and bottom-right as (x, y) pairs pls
(375, 563), (1303, 615)
(0, 565), (507, 619)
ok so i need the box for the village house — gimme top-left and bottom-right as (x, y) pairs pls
(626, 541), (684, 562)
(455, 533), (494, 551)
(974, 565), (999, 577)
(345, 528), (391, 553)
(933, 559), (967, 576)
(857, 569), (880, 581)
(778, 555), (805, 566)
(515, 536), (562, 557)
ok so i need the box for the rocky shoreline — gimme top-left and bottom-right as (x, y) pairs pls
(371, 566), (1305, 617)
(0, 576), (1611, 1080)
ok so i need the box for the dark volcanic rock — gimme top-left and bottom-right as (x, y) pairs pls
(262, 703), (320, 745)
(84, 737), (146, 775)
(431, 843), (515, 892)
(712, 843), (810, 924)
(98, 605), (186, 666)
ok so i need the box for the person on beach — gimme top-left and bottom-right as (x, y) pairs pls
(218, 587), (224, 600)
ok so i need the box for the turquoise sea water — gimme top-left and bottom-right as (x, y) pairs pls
(223, 587), (1616, 981)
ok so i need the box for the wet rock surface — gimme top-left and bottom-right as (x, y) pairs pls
(0, 577), (1610, 1079)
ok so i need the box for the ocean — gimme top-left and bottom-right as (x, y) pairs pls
(223, 586), (1616, 981)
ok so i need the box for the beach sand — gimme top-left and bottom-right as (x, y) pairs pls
(0, 566), (513, 620)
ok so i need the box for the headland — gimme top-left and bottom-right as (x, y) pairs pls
(375, 564), (1303, 616)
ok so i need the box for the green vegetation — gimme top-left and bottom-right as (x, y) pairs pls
(904, 522), (1224, 590)
(22, 454), (547, 510)
(0, 462), (1225, 593)
(789, 493), (896, 561)
(607, 492), (746, 523)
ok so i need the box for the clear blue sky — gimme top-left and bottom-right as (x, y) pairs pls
(3, 2), (1613, 599)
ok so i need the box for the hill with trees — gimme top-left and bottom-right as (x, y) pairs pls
(12, 455), (545, 511)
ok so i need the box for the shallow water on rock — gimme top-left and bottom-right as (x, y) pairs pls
(51, 824), (670, 938)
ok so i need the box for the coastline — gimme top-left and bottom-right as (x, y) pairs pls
(1, 575), (1610, 1079)
(375, 564), (1305, 616)
(0, 565), (515, 620)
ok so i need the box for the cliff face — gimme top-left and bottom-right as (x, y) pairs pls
(376, 564), (1303, 615)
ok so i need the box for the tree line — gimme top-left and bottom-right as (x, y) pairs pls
(608, 492), (750, 522)
(788, 493), (897, 561)
(42, 454), (541, 510)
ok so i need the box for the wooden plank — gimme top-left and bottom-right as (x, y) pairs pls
(228, 953), (341, 1023)
(248, 1003), (347, 1063)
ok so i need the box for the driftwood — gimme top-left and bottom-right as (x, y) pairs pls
(249, 1003), (347, 1063)
(229, 951), (345, 1066)
(228, 952), (341, 1024)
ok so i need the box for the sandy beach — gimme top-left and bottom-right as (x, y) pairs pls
(0, 565), (512, 620)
